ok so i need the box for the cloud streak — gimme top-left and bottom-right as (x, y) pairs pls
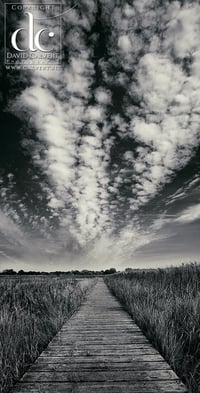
(175, 204), (200, 224)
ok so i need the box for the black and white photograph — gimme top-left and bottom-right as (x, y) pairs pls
(0, 0), (200, 392)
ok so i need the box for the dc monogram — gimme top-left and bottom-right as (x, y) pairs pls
(11, 12), (55, 52)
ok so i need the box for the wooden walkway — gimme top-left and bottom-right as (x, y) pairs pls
(13, 279), (187, 393)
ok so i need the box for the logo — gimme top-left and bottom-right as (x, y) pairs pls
(4, 3), (62, 69)
(11, 11), (55, 52)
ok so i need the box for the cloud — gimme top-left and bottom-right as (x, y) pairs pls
(0, 210), (25, 246)
(95, 88), (111, 105)
(99, 2), (200, 215)
(118, 35), (132, 52)
(87, 224), (157, 266)
(175, 204), (200, 224)
(8, 0), (113, 251)
(2, 0), (200, 268)
(163, 3), (200, 59)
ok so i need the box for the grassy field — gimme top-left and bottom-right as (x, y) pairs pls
(0, 276), (96, 393)
(104, 263), (200, 393)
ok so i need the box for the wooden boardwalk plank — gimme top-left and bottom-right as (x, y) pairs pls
(30, 361), (171, 371)
(39, 348), (159, 356)
(34, 354), (166, 363)
(20, 369), (180, 382)
(12, 381), (187, 393)
(12, 279), (188, 393)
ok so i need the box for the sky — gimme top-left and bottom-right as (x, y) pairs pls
(0, 0), (200, 271)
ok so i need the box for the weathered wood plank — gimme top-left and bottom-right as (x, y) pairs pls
(58, 329), (143, 333)
(12, 381), (188, 393)
(64, 324), (139, 327)
(49, 343), (150, 349)
(55, 333), (145, 338)
(21, 369), (180, 382)
(50, 338), (149, 344)
(30, 361), (171, 372)
(59, 332), (144, 337)
(61, 319), (140, 324)
(40, 348), (158, 356)
(34, 354), (166, 363)
(60, 329), (142, 333)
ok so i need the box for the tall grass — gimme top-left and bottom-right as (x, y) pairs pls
(0, 276), (96, 393)
(104, 263), (200, 393)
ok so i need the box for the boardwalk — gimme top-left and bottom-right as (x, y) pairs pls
(13, 279), (187, 393)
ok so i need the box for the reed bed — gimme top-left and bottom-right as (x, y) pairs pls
(0, 276), (95, 393)
(104, 263), (200, 393)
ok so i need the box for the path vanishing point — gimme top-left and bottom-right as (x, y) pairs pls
(13, 279), (188, 393)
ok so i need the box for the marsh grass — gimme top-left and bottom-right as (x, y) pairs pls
(104, 263), (200, 393)
(0, 276), (95, 393)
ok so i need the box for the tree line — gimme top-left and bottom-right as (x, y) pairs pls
(0, 268), (117, 276)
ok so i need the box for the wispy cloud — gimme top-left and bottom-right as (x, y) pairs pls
(175, 204), (200, 224)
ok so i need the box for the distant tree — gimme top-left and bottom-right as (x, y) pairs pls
(18, 269), (25, 275)
(72, 270), (80, 275)
(2, 269), (17, 275)
(104, 268), (117, 275)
